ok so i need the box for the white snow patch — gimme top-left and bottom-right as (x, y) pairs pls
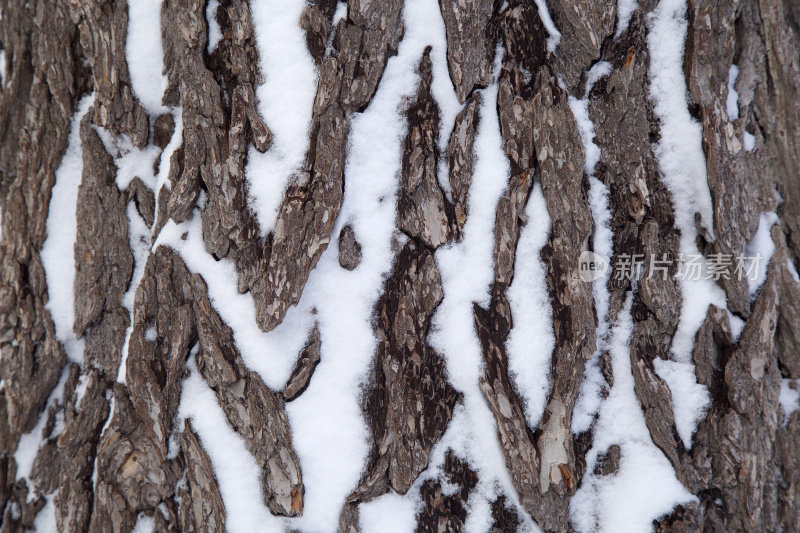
(430, 49), (529, 526)
(726, 65), (740, 121)
(73, 373), (91, 410)
(155, 218), (312, 391)
(573, 177), (614, 434)
(32, 491), (57, 533)
(118, 108), (181, 384)
(126, 0), (168, 114)
(647, 0), (729, 445)
(424, 3), (463, 201)
(332, 1), (348, 26)
(780, 379), (800, 424)
(654, 359), (710, 445)
(42, 93), (94, 364)
(359, 492), (419, 533)
(117, 203), (153, 384)
(568, 64), (614, 434)
(744, 212), (778, 298)
(152, 109), (183, 228)
(569, 96), (600, 176)
(14, 369), (69, 487)
(787, 258), (800, 283)
(464, 492), (494, 532)
(571, 293), (695, 533)
(278, 1), (472, 529)
(178, 354), (286, 532)
(616, 0), (639, 37)
(568, 61), (610, 177)
(532, 0), (561, 52)
(247, 0), (318, 236)
(647, 0), (714, 240)
(506, 183), (554, 429)
(206, 0), (222, 54)
(131, 513), (155, 533)
(93, 128), (161, 191)
(743, 130), (756, 151)
(419, 406), (538, 533)
(0, 49), (5, 87)
(587, 178), (614, 335)
(585, 61), (612, 97)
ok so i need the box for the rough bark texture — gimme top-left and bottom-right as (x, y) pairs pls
(1, 0), (799, 531)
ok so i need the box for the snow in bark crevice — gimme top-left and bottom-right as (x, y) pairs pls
(647, 0), (729, 448)
(41, 93), (95, 365)
(567, 65), (613, 434)
(570, 292), (695, 533)
(279, 0), (482, 528)
(506, 183), (554, 430)
(430, 49), (531, 529)
(177, 353), (286, 532)
(247, 0), (318, 237)
(126, 0), (168, 114)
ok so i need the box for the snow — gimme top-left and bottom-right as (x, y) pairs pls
(118, 108), (181, 384)
(41, 93), (94, 365)
(152, 108), (183, 224)
(14, 369), (70, 487)
(206, 0), (222, 54)
(359, 492), (420, 533)
(92, 128), (161, 191)
(332, 2), (348, 26)
(726, 65), (740, 121)
(131, 513), (155, 533)
(568, 60), (611, 176)
(276, 0), (480, 528)
(572, 177), (614, 434)
(569, 97), (600, 176)
(178, 354), (286, 532)
(647, 0), (714, 240)
(117, 203), (154, 384)
(506, 183), (554, 429)
(780, 379), (799, 424)
(587, 178), (614, 336)
(126, 0), (168, 114)
(743, 130), (756, 151)
(426, 10), (463, 201)
(568, 63), (614, 434)
(155, 218), (312, 391)
(647, 0), (728, 447)
(0, 49), (5, 87)
(788, 258), (800, 283)
(727, 65), (758, 151)
(744, 212), (778, 297)
(653, 359), (710, 445)
(246, 0), (318, 236)
(616, 0), (639, 37)
(32, 492), (57, 532)
(430, 47), (532, 526)
(533, 0), (561, 52)
(585, 62), (612, 97)
(92, 103), (180, 385)
(571, 293), (695, 533)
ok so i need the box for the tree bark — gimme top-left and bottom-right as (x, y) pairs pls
(0, 0), (799, 531)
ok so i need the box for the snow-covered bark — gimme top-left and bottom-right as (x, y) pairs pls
(1, 0), (799, 531)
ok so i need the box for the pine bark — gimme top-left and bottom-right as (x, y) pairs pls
(0, 0), (799, 531)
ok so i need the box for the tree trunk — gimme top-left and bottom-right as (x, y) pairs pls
(0, 0), (798, 531)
